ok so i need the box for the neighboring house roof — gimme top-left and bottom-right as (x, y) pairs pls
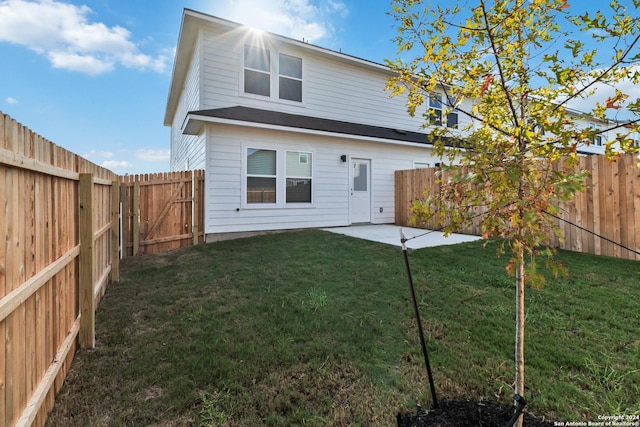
(185, 106), (461, 147)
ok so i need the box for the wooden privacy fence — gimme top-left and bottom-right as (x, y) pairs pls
(0, 110), (205, 426)
(120, 170), (204, 256)
(0, 111), (119, 426)
(395, 153), (640, 261)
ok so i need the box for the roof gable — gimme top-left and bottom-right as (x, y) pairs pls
(164, 9), (393, 126)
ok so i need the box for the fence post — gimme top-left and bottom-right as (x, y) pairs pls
(121, 178), (129, 258)
(79, 173), (95, 349)
(133, 178), (140, 256)
(111, 180), (120, 282)
(193, 171), (200, 246)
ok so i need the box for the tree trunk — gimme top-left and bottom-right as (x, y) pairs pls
(514, 253), (525, 427)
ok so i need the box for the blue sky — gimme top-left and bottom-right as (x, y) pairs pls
(0, 0), (399, 174)
(1, 1), (637, 174)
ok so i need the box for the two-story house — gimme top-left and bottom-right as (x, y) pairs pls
(163, 8), (612, 242)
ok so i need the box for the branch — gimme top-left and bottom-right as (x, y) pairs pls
(479, 0), (521, 129)
(600, 116), (640, 134)
(553, 32), (640, 113)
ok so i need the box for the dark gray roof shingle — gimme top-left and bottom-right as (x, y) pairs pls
(187, 106), (459, 146)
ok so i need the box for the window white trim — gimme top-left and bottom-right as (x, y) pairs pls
(594, 134), (603, 146)
(589, 123), (603, 146)
(413, 161), (431, 169)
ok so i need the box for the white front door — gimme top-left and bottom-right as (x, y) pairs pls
(350, 158), (371, 223)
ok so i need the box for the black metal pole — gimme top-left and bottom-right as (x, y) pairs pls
(505, 394), (527, 427)
(400, 231), (438, 409)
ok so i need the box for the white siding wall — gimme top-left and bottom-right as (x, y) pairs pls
(171, 32), (206, 170)
(204, 123), (441, 235)
(574, 116), (608, 155)
(197, 25), (475, 136)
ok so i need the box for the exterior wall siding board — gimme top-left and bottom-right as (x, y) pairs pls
(304, 62), (402, 114)
(171, 33), (205, 170)
(201, 82), (238, 100)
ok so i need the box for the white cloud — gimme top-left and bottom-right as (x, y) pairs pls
(564, 65), (640, 121)
(0, 0), (169, 75)
(48, 51), (114, 74)
(326, 0), (349, 18)
(6, 96), (18, 104)
(83, 149), (114, 160)
(135, 148), (170, 162)
(102, 160), (133, 169)
(206, 0), (348, 43)
(82, 149), (168, 173)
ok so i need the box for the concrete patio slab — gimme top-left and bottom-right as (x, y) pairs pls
(322, 224), (481, 250)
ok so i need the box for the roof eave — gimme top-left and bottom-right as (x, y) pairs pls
(164, 10), (200, 126)
(184, 113), (435, 147)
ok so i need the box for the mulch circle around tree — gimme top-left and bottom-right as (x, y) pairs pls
(397, 398), (555, 427)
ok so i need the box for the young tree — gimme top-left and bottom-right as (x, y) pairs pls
(386, 0), (640, 424)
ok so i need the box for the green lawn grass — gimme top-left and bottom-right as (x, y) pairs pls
(45, 230), (640, 426)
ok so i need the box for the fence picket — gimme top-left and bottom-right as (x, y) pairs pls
(395, 155), (640, 260)
(0, 135), (6, 426)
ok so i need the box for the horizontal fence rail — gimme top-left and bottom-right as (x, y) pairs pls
(0, 111), (118, 427)
(395, 154), (640, 261)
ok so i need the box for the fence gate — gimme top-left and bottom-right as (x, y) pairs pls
(120, 170), (204, 256)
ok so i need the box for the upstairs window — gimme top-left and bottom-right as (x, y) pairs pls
(587, 123), (603, 146)
(429, 93), (458, 128)
(244, 45), (271, 97)
(279, 54), (303, 102)
(594, 134), (603, 146)
(243, 45), (303, 102)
